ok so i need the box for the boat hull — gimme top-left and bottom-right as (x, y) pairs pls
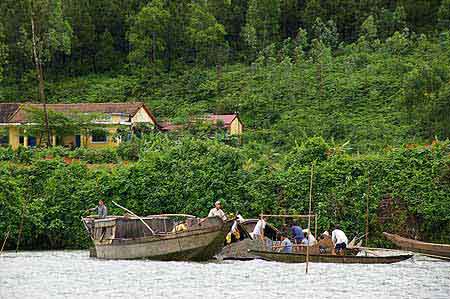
(219, 239), (271, 260)
(383, 232), (450, 259)
(83, 216), (231, 261)
(249, 250), (413, 264)
(95, 227), (227, 261)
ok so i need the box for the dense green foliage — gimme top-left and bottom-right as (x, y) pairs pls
(1, 1), (450, 249)
(1, 136), (450, 249)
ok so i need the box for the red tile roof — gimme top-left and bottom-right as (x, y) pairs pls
(160, 114), (241, 131)
(1, 102), (157, 124)
(204, 114), (238, 127)
(159, 122), (184, 131)
(0, 103), (20, 123)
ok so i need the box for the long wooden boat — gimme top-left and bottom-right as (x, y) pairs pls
(383, 232), (450, 259)
(249, 249), (413, 264)
(82, 215), (232, 261)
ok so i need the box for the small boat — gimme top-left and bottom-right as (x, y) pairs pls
(383, 232), (450, 260)
(82, 215), (232, 261)
(249, 249), (413, 264)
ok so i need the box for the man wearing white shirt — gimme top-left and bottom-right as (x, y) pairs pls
(332, 225), (348, 255)
(252, 216), (267, 240)
(208, 200), (227, 221)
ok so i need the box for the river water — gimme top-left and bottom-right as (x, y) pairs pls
(0, 250), (449, 299)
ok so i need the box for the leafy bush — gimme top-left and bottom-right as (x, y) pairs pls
(70, 147), (118, 164)
(0, 146), (14, 161)
(15, 146), (34, 163)
(117, 140), (140, 161)
(1, 138), (449, 250)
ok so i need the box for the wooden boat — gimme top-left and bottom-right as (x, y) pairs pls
(383, 232), (450, 259)
(82, 215), (232, 261)
(218, 219), (280, 260)
(249, 249), (413, 264)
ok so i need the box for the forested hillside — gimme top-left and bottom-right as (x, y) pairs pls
(1, 1), (450, 249)
(1, 0), (450, 151)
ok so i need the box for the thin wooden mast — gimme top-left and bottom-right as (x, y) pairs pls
(306, 161), (314, 274)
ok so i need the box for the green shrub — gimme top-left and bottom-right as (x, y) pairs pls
(0, 146), (14, 161)
(15, 146), (34, 163)
(70, 147), (118, 164)
(117, 141), (140, 161)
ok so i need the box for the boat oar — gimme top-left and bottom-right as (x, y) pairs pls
(112, 201), (155, 235)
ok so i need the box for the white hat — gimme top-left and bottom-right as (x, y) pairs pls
(215, 200), (221, 205)
(303, 228), (310, 234)
(322, 231), (330, 237)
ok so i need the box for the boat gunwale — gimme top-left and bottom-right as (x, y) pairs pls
(248, 249), (413, 263)
(103, 225), (228, 246)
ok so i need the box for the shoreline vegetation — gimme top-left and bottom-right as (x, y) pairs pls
(1, 136), (449, 250)
(1, 1), (450, 250)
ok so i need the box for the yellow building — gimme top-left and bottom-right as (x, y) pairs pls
(204, 114), (244, 135)
(160, 114), (244, 136)
(0, 102), (157, 149)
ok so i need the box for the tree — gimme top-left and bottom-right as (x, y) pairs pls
(96, 30), (116, 72)
(310, 39), (332, 103)
(438, 0), (450, 30)
(243, 0), (280, 56)
(19, 0), (72, 146)
(128, 0), (170, 67)
(378, 5), (407, 39)
(357, 15), (380, 51)
(293, 27), (308, 62)
(312, 18), (339, 50)
(302, 0), (325, 35)
(0, 23), (8, 83)
(186, 2), (227, 66)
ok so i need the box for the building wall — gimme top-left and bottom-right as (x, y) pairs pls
(84, 126), (119, 148)
(8, 127), (20, 149)
(132, 107), (155, 124)
(229, 118), (243, 135)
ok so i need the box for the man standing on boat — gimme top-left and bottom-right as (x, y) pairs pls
(88, 200), (108, 218)
(208, 200), (227, 221)
(252, 215), (267, 241)
(332, 225), (348, 255)
(291, 221), (304, 244)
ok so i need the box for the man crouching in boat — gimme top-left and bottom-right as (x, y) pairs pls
(208, 200), (227, 221)
(332, 225), (348, 256)
(87, 200), (108, 218)
(273, 233), (292, 253)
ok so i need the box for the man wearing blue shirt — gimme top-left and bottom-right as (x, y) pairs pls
(291, 222), (304, 244)
(279, 233), (292, 253)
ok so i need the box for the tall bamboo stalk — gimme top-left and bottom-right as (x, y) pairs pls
(1, 229), (10, 255)
(306, 162), (314, 274)
(366, 176), (371, 246)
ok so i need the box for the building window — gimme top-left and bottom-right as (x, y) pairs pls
(91, 130), (108, 143)
(0, 130), (8, 145)
(19, 136), (24, 145)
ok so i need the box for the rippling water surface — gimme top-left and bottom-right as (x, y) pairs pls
(0, 250), (449, 299)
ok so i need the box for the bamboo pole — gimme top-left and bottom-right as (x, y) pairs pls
(314, 214), (318, 240)
(112, 201), (155, 234)
(16, 204), (26, 252)
(366, 176), (371, 247)
(261, 214), (316, 218)
(306, 162), (315, 274)
(1, 230), (10, 255)
(150, 214), (196, 218)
